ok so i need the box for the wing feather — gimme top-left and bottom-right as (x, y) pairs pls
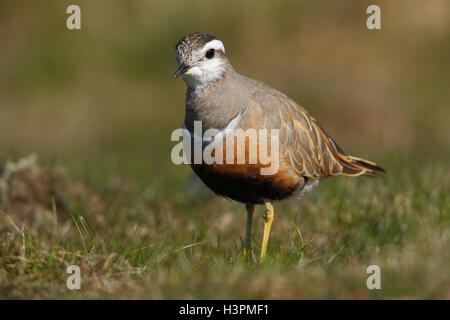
(238, 87), (384, 178)
(248, 91), (345, 178)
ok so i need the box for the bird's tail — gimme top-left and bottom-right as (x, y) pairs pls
(329, 139), (386, 177)
(336, 153), (386, 177)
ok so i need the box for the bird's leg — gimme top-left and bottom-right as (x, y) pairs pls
(260, 201), (274, 262)
(243, 203), (254, 256)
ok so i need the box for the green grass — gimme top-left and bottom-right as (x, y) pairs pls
(0, 155), (448, 299)
(0, 0), (449, 300)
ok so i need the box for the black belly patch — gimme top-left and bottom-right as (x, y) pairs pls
(192, 164), (300, 204)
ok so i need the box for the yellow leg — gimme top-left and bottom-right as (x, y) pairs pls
(243, 204), (254, 256)
(260, 202), (274, 263)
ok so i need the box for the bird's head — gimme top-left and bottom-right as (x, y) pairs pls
(174, 32), (228, 89)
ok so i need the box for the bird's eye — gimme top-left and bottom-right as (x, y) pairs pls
(205, 49), (215, 59)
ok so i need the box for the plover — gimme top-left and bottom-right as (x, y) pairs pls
(174, 32), (385, 262)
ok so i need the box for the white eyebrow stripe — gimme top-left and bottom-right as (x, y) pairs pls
(203, 39), (225, 53)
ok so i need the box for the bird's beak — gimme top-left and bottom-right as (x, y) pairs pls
(173, 63), (190, 79)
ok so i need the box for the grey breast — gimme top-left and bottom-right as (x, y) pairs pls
(184, 69), (260, 133)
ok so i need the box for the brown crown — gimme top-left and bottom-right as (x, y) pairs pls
(175, 32), (219, 58)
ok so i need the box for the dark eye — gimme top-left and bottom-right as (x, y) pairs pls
(205, 49), (215, 59)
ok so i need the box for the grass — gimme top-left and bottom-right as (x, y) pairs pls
(0, 0), (449, 299)
(0, 154), (448, 299)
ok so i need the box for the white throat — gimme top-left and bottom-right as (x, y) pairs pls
(182, 40), (227, 90)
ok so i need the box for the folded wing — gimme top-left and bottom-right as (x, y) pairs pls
(246, 91), (385, 178)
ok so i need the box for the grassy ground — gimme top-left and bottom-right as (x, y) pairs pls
(0, 1), (449, 299)
(0, 154), (448, 299)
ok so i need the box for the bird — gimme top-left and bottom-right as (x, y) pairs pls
(173, 32), (385, 262)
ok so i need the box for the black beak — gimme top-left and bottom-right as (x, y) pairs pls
(173, 63), (190, 79)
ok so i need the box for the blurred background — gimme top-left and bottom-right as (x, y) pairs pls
(0, 0), (449, 299)
(1, 0), (449, 190)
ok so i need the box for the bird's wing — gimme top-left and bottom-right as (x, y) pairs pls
(243, 90), (347, 179)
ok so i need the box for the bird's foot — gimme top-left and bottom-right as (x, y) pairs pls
(260, 202), (274, 263)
